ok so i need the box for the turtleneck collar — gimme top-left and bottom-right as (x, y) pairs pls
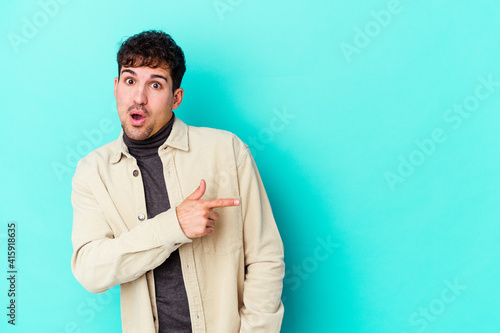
(123, 114), (176, 158)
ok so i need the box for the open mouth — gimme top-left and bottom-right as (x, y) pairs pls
(130, 110), (146, 126)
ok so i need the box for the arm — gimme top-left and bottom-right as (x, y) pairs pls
(70, 159), (191, 293)
(238, 146), (285, 332)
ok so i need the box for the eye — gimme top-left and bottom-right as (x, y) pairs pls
(151, 82), (161, 89)
(125, 78), (134, 85)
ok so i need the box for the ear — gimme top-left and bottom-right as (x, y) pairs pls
(172, 88), (184, 110)
(114, 77), (118, 99)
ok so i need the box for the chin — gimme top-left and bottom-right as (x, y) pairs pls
(123, 126), (150, 141)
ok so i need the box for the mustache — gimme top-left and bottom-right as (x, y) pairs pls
(127, 104), (149, 115)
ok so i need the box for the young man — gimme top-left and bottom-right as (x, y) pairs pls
(71, 30), (285, 332)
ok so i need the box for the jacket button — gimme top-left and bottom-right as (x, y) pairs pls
(138, 214), (145, 221)
(133, 170), (139, 177)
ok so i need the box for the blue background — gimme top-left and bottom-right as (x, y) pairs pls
(1, 0), (500, 332)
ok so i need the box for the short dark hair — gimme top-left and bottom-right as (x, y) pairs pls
(117, 30), (186, 92)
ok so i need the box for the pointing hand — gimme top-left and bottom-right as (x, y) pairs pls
(176, 179), (240, 239)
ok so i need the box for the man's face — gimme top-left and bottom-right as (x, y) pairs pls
(114, 65), (183, 140)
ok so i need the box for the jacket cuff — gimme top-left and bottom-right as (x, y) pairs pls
(151, 207), (192, 251)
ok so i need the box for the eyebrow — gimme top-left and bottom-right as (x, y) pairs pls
(121, 69), (169, 83)
(151, 74), (169, 83)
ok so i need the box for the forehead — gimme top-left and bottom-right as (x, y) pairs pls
(120, 66), (172, 81)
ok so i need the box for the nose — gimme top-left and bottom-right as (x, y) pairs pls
(133, 84), (148, 105)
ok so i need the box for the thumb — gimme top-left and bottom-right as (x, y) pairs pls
(186, 179), (206, 200)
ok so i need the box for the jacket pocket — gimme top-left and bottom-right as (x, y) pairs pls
(201, 197), (243, 255)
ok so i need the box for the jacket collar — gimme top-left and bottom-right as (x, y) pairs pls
(110, 116), (189, 164)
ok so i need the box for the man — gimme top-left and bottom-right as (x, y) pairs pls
(71, 30), (285, 332)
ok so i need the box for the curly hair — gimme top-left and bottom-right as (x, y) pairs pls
(117, 30), (186, 92)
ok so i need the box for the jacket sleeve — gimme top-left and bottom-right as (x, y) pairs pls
(237, 145), (285, 332)
(70, 158), (192, 293)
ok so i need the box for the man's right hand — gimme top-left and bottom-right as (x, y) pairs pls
(176, 179), (240, 239)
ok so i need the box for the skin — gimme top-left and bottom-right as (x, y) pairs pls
(114, 65), (183, 141)
(176, 179), (240, 238)
(114, 66), (240, 238)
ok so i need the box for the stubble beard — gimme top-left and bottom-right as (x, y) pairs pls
(121, 103), (154, 140)
(121, 121), (155, 141)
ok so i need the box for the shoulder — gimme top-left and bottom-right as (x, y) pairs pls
(187, 125), (249, 159)
(188, 125), (242, 143)
(74, 138), (121, 174)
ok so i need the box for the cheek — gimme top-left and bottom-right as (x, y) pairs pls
(116, 97), (129, 118)
(116, 92), (129, 109)
(150, 98), (169, 112)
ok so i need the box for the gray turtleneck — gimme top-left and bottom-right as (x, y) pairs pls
(123, 114), (192, 333)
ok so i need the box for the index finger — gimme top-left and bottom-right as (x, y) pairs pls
(202, 198), (241, 208)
